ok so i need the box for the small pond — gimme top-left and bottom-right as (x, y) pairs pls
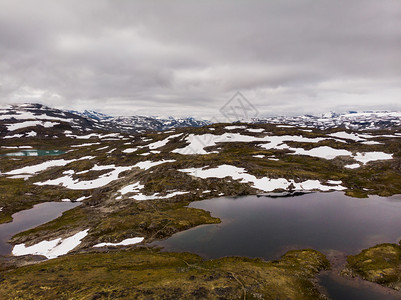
(0, 201), (80, 255)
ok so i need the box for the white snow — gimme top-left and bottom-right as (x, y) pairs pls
(144, 133), (183, 150)
(179, 165), (346, 192)
(4, 156), (94, 176)
(71, 142), (100, 148)
(93, 237), (144, 248)
(65, 133), (120, 139)
(122, 148), (137, 154)
(133, 160), (175, 170)
(96, 146), (109, 151)
(246, 128), (265, 133)
(329, 131), (365, 142)
(75, 195), (90, 202)
(0, 111), (73, 123)
(361, 141), (382, 145)
(175, 133), (325, 155)
(345, 163), (361, 169)
(259, 135), (326, 151)
(172, 133), (394, 165)
(7, 121), (58, 131)
(120, 182), (144, 195)
(353, 152), (393, 164)
(327, 180), (343, 185)
(132, 191), (189, 201)
(35, 164), (132, 190)
(225, 126), (246, 130)
(12, 229), (89, 259)
(3, 134), (24, 139)
(25, 131), (37, 137)
(7, 174), (31, 180)
(290, 146), (352, 160)
(253, 155), (265, 158)
(173, 133), (270, 155)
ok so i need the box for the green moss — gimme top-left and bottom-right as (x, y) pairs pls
(91, 202), (220, 243)
(0, 248), (330, 299)
(345, 242), (401, 290)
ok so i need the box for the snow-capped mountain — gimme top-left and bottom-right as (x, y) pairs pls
(91, 115), (211, 133)
(68, 110), (113, 121)
(0, 103), (99, 139)
(69, 109), (211, 133)
(0, 103), (210, 138)
(1, 103), (401, 140)
(253, 111), (401, 130)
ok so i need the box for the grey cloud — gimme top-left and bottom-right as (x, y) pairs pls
(0, 0), (400, 117)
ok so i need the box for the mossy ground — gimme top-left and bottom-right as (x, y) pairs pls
(345, 242), (401, 291)
(0, 248), (330, 299)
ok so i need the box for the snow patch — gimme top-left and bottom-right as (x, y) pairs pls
(12, 229), (89, 259)
(133, 160), (175, 170)
(35, 164), (132, 190)
(345, 163), (361, 169)
(4, 156), (94, 176)
(122, 148), (137, 154)
(246, 128), (264, 133)
(7, 121), (58, 131)
(94, 237), (144, 248)
(179, 165), (346, 192)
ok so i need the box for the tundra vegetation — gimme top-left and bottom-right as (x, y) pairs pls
(1, 118), (401, 298)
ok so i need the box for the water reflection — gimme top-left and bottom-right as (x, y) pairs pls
(0, 201), (80, 255)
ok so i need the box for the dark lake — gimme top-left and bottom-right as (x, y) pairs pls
(151, 192), (401, 299)
(0, 201), (80, 255)
(152, 192), (401, 259)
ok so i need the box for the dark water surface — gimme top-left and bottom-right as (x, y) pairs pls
(152, 192), (401, 259)
(319, 273), (400, 300)
(0, 201), (80, 255)
(151, 192), (401, 299)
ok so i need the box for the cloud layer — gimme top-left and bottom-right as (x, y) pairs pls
(1, 0), (400, 117)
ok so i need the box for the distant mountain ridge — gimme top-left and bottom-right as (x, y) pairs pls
(0, 103), (211, 138)
(1, 103), (401, 140)
(69, 109), (211, 133)
(253, 111), (401, 130)
(69, 110), (113, 121)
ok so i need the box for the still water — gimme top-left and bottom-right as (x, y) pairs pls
(152, 192), (401, 259)
(0, 201), (80, 255)
(151, 192), (401, 299)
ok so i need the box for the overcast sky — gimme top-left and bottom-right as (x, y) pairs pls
(0, 0), (400, 118)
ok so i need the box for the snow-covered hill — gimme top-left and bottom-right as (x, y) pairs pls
(1, 104), (401, 140)
(92, 115), (211, 133)
(0, 103), (210, 138)
(253, 111), (401, 130)
(0, 103), (97, 139)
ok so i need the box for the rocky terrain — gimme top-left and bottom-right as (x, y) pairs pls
(0, 103), (401, 299)
(254, 111), (401, 130)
